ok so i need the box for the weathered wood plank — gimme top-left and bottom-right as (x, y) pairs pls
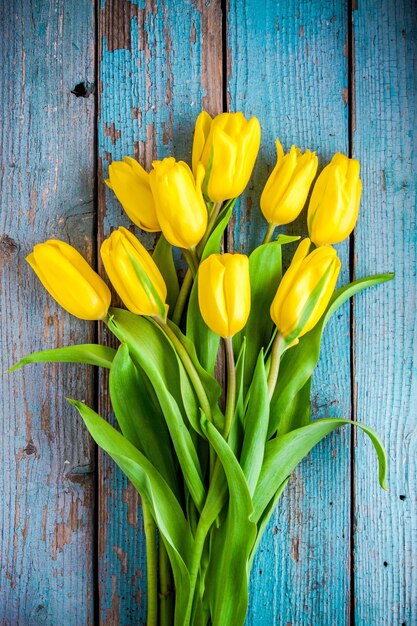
(227, 2), (352, 623)
(0, 1), (96, 623)
(97, 1), (222, 622)
(353, 1), (417, 623)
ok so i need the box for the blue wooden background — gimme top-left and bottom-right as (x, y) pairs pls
(0, 0), (416, 624)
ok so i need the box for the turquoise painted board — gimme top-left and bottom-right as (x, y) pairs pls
(227, 1), (352, 623)
(97, 1), (222, 622)
(1, 0), (416, 623)
(353, 1), (417, 623)
(0, 1), (96, 624)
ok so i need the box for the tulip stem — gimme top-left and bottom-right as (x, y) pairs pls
(263, 223), (276, 244)
(267, 332), (285, 400)
(159, 537), (174, 626)
(183, 248), (199, 277)
(223, 337), (236, 440)
(143, 502), (158, 626)
(155, 317), (213, 422)
(172, 269), (193, 326)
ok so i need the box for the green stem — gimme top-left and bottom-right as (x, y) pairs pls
(143, 503), (158, 626)
(183, 248), (199, 277)
(154, 317), (213, 422)
(263, 222), (276, 244)
(183, 520), (209, 626)
(267, 332), (285, 400)
(198, 201), (222, 253)
(183, 457), (228, 624)
(223, 337), (236, 440)
(159, 537), (173, 626)
(172, 269), (193, 326)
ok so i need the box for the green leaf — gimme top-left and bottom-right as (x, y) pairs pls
(167, 320), (222, 408)
(68, 399), (192, 626)
(234, 236), (300, 394)
(153, 234), (180, 311)
(248, 477), (290, 573)
(127, 248), (167, 319)
(324, 273), (394, 325)
(202, 418), (257, 626)
(233, 338), (247, 423)
(253, 417), (388, 523)
(278, 377), (312, 432)
(269, 273), (394, 436)
(240, 351), (269, 496)
(109, 343), (179, 497)
(201, 199), (236, 261)
(108, 308), (206, 512)
(7, 344), (116, 372)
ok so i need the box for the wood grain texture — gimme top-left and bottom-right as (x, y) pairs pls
(97, 1), (222, 622)
(1, 1), (415, 623)
(352, 1), (417, 623)
(227, 1), (352, 623)
(0, 1), (96, 623)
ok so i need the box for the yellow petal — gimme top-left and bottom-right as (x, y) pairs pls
(28, 241), (110, 320)
(192, 111), (212, 174)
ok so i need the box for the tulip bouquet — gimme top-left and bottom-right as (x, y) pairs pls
(10, 112), (392, 626)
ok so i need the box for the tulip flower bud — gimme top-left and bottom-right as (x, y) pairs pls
(307, 153), (362, 246)
(260, 140), (318, 226)
(149, 157), (208, 249)
(26, 240), (111, 320)
(106, 156), (160, 232)
(100, 227), (167, 317)
(192, 111), (261, 202)
(198, 253), (251, 337)
(270, 238), (340, 341)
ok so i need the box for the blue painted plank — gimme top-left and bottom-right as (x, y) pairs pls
(0, 1), (96, 623)
(97, 1), (222, 622)
(353, 1), (417, 623)
(227, 2), (352, 623)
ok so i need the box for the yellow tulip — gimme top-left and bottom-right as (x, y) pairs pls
(260, 140), (318, 226)
(106, 157), (160, 232)
(26, 240), (111, 320)
(270, 238), (340, 340)
(307, 153), (362, 246)
(100, 227), (167, 317)
(192, 111), (261, 202)
(198, 253), (251, 337)
(149, 157), (208, 249)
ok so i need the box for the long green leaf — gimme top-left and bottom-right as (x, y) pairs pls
(68, 399), (192, 626)
(248, 477), (290, 573)
(153, 234), (180, 311)
(7, 344), (116, 372)
(253, 417), (388, 523)
(240, 351), (269, 496)
(108, 308), (206, 512)
(275, 376), (312, 434)
(270, 273), (394, 436)
(167, 320), (222, 408)
(202, 418), (257, 626)
(109, 343), (179, 496)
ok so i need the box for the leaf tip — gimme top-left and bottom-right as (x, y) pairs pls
(5, 360), (24, 373)
(66, 397), (80, 409)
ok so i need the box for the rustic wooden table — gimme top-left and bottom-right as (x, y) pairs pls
(1, 1), (415, 624)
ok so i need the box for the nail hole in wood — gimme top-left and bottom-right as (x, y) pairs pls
(71, 81), (94, 98)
